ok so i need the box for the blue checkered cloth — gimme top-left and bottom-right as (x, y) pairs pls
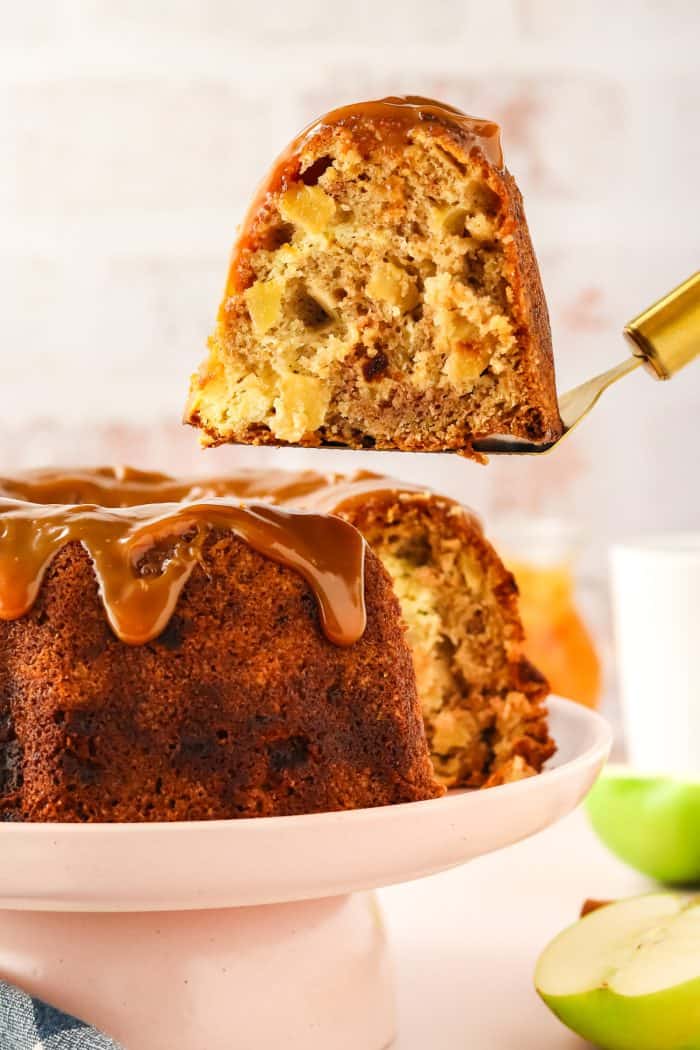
(0, 981), (123, 1049)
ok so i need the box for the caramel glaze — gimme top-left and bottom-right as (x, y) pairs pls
(0, 473), (368, 647)
(227, 95), (503, 295)
(0, 465), (487, 648)
(0, 465), (339, 510)
(0, 465), (478, 525)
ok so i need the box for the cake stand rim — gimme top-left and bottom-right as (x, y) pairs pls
(0, 697), (611, 911)
(0, 696), (609, 832)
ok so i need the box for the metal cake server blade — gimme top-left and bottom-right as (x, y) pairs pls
(472, 271), (700, 456)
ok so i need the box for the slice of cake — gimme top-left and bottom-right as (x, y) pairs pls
(186, 96), (562, 457)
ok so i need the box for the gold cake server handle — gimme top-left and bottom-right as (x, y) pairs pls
(473, 271), (700, 455)
(623, 270), (700, 379)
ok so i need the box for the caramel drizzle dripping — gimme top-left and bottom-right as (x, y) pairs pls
(0, 495), (367, 648)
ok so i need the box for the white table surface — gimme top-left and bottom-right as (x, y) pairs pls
(379, 805), (653, 1050)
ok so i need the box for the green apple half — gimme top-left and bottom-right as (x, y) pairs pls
(586, 765), (700, 885)
(536, 894), (700, 1050)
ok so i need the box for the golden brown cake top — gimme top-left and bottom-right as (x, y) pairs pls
(229, 95), (503, 296)
(0, 467), (370, 647)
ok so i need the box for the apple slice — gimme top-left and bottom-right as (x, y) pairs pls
(535, 894), (700, 1050)
(586, 765), (700, 883)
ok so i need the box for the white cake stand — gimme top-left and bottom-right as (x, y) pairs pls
(0, 697), (609, 1050)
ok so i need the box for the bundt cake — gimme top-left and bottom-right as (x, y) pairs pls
(0, 469), (443, 821)
(185, 96), (562, 457)
(0, 468), (553, 822)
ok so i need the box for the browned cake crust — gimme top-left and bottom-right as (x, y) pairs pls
(186, 96), (562, 456)
(0, 527), (442, 822)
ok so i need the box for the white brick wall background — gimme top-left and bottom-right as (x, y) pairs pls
(2, 0), (699, 565)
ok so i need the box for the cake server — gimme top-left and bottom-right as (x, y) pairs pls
(472, 271), (700, 455)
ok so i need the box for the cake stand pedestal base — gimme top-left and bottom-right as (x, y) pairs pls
(0, 893), (395, 1050)
(0, 701), (611, 1050)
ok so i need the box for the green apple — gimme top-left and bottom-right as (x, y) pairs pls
(586, 765), (700, 884)
(536, 894), (700, 1050)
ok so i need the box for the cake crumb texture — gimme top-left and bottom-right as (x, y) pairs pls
(338, 491), (554, 787)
